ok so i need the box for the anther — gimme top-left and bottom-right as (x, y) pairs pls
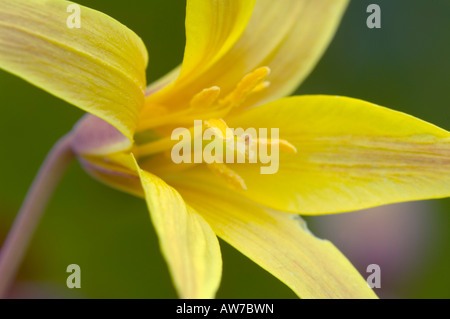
(221, 66), (271, 109)
(204, 118), (233, 140)
(255, 138), (297, 154)
(190, 86), (221, 110)
(251, 81), (271, 94)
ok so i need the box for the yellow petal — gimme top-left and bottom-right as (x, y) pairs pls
(177, 0), (256, 82)
(147, 0), (255, 108)
(133, 160), (222, 299)
(149, 0), (348, 110)
(78, 152), (143, 197)
(242, 0), (349, 108)
(78, 152), (222, 297)
(223, 95), (450, 214)
(0, 0), (148, 140)
(169, 171), (377, 299)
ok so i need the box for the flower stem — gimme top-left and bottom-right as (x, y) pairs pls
(0, 134), (74, 298)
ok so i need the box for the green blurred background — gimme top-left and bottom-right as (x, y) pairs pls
(0, 0), (449, 298)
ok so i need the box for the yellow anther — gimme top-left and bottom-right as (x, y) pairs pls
(190, 86), (221, 110)
(204, 118), (234, 140)
(207, 162), (247, 190)
(251, 81), (271, 94)
(279, 140), (298, 154)
(254, 138), (298, 154)
(204, 119), (249, 161)
(221, 66), (271, 108)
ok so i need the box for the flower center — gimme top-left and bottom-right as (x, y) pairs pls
(133, 117), (296, 190)
(133, 66), (296, 189)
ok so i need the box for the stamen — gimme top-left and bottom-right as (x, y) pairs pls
(204, 118), (233, 140)
(207, 162), (247, 190)
(254, 138), (297, 154)
(220, 66), (271, 109)
(190, 86), (221, 110)
(137, 67), (272, 132)
(205, 119), (248, 161)
(251, 81), (271, 94)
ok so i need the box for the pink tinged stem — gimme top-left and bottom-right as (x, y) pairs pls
(0, 134), (74, 298)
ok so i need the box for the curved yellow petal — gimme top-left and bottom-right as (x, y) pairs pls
(242, 0), (349, 108)
(134, 160), (222, 299)
(149, 0), (347, 110)
(178, 0), (256, 82)
(78, 152), (143, 197)
(169, 172), (377, 299)
(0, 0), (148, 140)
(224, 95), (450, 214)
(147, 0), (256, 108)
(77, 152), (222, 298)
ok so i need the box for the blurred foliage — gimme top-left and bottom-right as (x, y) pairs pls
(0, 0), (449, 298)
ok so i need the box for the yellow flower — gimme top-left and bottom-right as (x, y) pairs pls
(1, 0), (449, 299)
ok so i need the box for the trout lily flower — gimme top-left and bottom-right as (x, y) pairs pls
(0, 0), (449, 299)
